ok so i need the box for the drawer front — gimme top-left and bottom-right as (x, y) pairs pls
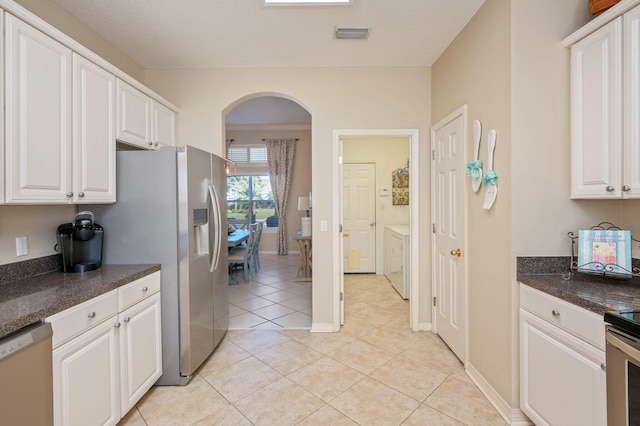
(47, 289), (119, 349)
(119, 271), (161, 311)
(520, 284), (605, 350)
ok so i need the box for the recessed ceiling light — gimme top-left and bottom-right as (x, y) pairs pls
(334, 27), (370, 40)
(263, 0), (353, 5)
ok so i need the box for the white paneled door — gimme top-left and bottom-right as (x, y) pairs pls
(432, 109), (466, 362)
(343, 163), (376, 273)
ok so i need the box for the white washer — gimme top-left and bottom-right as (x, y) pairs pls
(384, 225), (410, 299)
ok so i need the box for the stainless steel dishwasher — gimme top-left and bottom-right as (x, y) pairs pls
(0, 322), (53, 425)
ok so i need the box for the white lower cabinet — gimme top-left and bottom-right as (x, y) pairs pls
(48, 272), (162, 426)
(119, 292), (162, 416)
(519, 284), (606, 426)
(52, 317), (120, 426)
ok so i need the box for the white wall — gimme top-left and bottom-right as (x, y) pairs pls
(343, 137), (410, 273)
(144, 67), (431, 329)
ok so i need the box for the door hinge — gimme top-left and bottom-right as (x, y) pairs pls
(340, 292), (344, 301)
(432, 223), (436, 234)
(433, 296), (436, 307)
(432, 149), (435, 160)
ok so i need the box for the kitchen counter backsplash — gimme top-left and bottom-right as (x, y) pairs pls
(0, 254), (60, 285)
(518, 256), (640, 315)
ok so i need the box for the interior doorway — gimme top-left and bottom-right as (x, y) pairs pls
(223, 94), (313, 329)
(333, 129), (420, 331)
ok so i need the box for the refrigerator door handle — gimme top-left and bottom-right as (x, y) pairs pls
(208, 185), (222, 272)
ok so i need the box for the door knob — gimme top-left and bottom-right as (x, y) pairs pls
(343, 233), (349, 238)
(450, 248), (461, 257)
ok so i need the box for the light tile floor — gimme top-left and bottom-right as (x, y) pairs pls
(118, 254), (506, 426)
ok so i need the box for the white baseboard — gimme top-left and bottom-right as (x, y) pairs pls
(416, 322), (432, 331)
(465, 362), (532, 425)
(310, 323), (334, 332)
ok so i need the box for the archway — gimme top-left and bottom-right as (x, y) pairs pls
(223, 93), (313, 329)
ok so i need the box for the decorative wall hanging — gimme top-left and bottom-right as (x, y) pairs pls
(392, 160), (409, 205)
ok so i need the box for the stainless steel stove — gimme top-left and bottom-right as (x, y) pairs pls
(604, 311), (640, 426)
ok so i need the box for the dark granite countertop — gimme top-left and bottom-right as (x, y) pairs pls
(0, 264), (160, 339)
(517, 257), (640, 316)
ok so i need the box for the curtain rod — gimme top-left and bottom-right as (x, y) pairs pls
(262, 138), (299, 141)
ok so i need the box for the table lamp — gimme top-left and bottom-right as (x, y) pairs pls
(298, 196), (311, 236)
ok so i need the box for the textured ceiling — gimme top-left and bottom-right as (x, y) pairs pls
(53, 0), (485, 69)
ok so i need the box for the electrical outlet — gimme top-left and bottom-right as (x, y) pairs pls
(320, 220), (328, 232)
(16, 236), (28, 257)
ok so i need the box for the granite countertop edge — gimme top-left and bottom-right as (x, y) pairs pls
(518, 272), (640, 316)
(0, 264), (160, 339)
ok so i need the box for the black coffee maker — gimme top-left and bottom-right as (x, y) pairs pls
(56, 211), (104, 272)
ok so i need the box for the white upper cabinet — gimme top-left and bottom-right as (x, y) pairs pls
(623, 5), (640, 197)
(5, 14), (72, 203)
(117, 79), (175, 150)
(152, 100), (176, 147)
(568, 4), (640, 198)
(4, 16), (116, 204)
(73, 54), (116, 203)
(1, 3), (177, 204)
(116, 79), (152, 149)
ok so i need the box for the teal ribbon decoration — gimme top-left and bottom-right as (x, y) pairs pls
(466, 160), (482, 178)
(482, 170), (497, 186)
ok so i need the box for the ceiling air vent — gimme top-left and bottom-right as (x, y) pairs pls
(334, 27), (370, 40)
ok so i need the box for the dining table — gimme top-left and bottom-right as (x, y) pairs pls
(227, 229), (250, 247)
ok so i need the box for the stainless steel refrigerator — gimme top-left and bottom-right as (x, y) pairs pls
(84, 145), (228, 385)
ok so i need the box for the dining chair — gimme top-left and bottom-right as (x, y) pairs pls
(228, 218), (250, 230)
(252, 223), (263, 272)
(228, 223), (258, 283)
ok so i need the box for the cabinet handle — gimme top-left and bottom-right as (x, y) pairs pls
(87, 312), (96, 318)
(78, 192), (85, 198)
(622, 185), (631, 192)
(114, 322), (121, 328)
(606, 186), (615, 192)
(148, 141), (153, 146)
(142, 286), (149, 292)
(66, 192), (74, 198)
(551, 310), (560, 317)
(601, 363), (606, 371)
(153, 142), (159, 147)
(123, 317), (130, 323)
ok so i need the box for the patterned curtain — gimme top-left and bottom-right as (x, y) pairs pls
(265, 138), (297, 255)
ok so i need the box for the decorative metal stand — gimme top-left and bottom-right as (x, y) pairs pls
(564, 222), (640, 280)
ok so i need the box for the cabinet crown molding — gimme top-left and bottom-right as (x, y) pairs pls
(563, 0), (640, 47)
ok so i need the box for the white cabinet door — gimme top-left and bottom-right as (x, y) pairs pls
(5, 14), (72, 203)
(116, 79), (152, 149)
(570, 16), (622, 199)
(53, 318), (120, 426)
(624, 5), (640, 197)
(520, 309), (606, 426)
(119, 292), (162, 416)
(73, 54), (116, 203)
(152, 100), (176, 147)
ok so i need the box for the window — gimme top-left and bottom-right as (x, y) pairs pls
(227, 175), (277, 228)
(227, 144), (268, 167)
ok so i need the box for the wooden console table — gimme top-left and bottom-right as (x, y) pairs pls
(293, 234), (312, 281)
